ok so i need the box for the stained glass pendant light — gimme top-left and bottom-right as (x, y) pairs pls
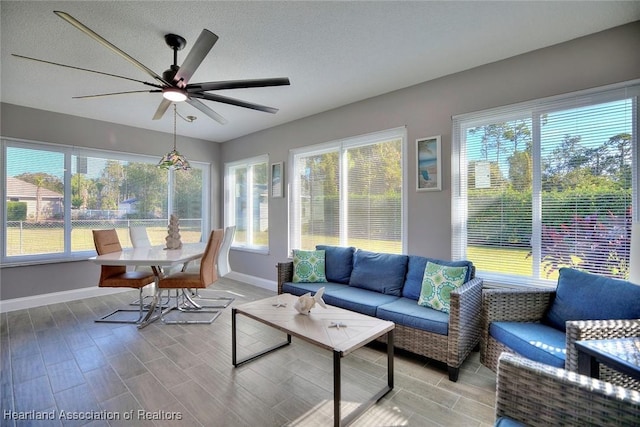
(158, 104), (191, 170)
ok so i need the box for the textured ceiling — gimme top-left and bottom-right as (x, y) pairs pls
(1, 1), (639, 143)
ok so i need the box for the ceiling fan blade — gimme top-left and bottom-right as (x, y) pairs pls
(190, 92), (279, 114)
(187, 77), (290, 92)
(173, 29), (218, 88)
(186, 98), (228, 125)
(153, 98), (173, 120)
(12, 54), (163, 89)
(54, 11), (170, 86)
(73, 90), (161, 99)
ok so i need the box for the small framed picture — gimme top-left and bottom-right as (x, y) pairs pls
(416, 136), (442, 191)
(271, 162), (284, 198)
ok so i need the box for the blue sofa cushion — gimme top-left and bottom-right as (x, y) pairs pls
(376, 297), (449, 335)
(323, 287), (398, 317)
(316, 245), (355, 284)
(349, 250), (408, 296)
(282, 281), (347, 297)
(490, 322), (566, 368)
(544, 268), (640, 332)
(403, 255), (473, 300)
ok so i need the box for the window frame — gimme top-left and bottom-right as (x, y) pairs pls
(1, 137), (210, 266)
(288, 127), (408, 255)
(224, 154), (270, 254)
(452, 81), (640, 287)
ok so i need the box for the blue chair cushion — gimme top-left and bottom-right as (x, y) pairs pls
(282, 281), (347, 297)
(349, 250), (408, 296)
(403, 255), (474, 300)
(495, 417), (527, 427)
(323, 287), (398, 317)
(316, 245), (355, 284)
(490, 322), (566, 368)
(376, 297), (449, 335)
(544, 268), (640, 332)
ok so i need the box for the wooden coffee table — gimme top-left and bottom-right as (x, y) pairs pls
(231, 293), (395, 427)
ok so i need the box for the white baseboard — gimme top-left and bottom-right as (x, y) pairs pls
(0, 272), (276, 313)
(0, 287), (129, 313)
(225, 271), (276, 292)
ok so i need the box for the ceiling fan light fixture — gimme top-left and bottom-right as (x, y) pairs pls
(162, 87), (187, 102)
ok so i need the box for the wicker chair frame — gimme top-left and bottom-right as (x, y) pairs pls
(481, 287), (640, 390)
(277, 261), (483, 381)
(496, 352), (640, 426)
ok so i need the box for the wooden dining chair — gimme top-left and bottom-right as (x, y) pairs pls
(157, 229), (231, 324)
(190, 225), (236, 307)
(93, 229), (156, 323)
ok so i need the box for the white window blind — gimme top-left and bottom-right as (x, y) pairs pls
(452, 82), (639, 287)
(290, 127), (406, 254)
(2, 138), (209, 265)
(225, 154), (269, 252)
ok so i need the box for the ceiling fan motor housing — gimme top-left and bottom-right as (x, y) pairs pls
(163, 65), (180, 83)
(164, 33), (186, 83)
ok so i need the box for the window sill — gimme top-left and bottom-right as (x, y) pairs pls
(230, 246), (269, 256)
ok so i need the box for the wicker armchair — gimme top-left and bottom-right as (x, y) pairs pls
(481, 288), (640, 390)
(277, 261), (483, 381)
(495, 352), (640, 426)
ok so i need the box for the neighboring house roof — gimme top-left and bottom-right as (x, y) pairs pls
(6, 177), (63, 199)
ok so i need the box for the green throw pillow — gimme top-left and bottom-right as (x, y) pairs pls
(418, 261), (468, 313)
(292, 250), (328, 283)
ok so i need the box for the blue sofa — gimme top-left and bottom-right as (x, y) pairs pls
(276, 245), (483, 381)
(481, 267), (640, 389)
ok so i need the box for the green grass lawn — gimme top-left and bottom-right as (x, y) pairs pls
(6, 226), (202, 256)
(8, 226), (555, 280)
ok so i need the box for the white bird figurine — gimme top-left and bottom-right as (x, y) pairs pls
(294, 287), (326, 315)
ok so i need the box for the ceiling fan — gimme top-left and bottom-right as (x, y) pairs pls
(12, 11), (290, 125)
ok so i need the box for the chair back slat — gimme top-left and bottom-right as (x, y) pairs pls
(129, 226), (151, 248)
(92, 229), (126, 282)
(218, 225), (236, 276)
(200, 229), (224, 287)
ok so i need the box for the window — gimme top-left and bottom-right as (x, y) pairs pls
(290, 127), (406, 254)
(225, 155), (269, 252)
(2, 138), (209, 265)
(452, 83), (639, 286)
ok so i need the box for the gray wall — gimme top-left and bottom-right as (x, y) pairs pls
(0, 105), (221, 300)
(221, 21), (640, 283)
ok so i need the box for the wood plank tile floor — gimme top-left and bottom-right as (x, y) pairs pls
(1, 278), (497, 427)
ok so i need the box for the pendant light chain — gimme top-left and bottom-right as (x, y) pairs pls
(173, 104), (177, 151)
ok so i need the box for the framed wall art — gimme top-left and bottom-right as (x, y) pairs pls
(271, 162), (284, 198)
(416, 135), (441, 191)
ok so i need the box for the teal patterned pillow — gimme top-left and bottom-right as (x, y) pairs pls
(418, 261), (468, 313)
(292, 250), (328, 283)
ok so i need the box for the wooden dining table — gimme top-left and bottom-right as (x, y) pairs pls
(90, 242), (207, 328)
